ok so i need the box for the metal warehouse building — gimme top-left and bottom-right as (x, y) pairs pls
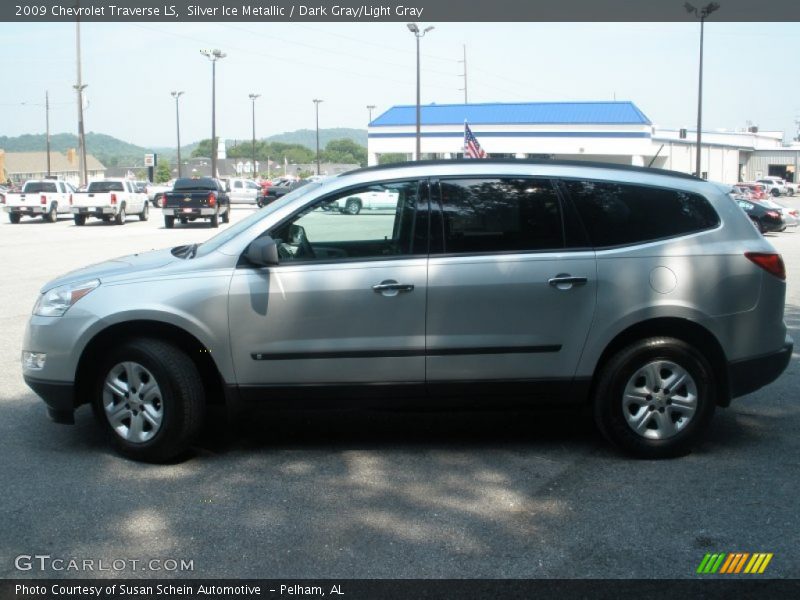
(367, 101), (800, 184)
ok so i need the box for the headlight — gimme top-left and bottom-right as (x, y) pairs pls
(33, 279), (100, 317)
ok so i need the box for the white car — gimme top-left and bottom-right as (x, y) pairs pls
(72, 179), (149, 225)
(3, 179), (76, 223)
(227, 178), (261, 204)
(336, 188), (399, 214)
(757, 178), (787, 197)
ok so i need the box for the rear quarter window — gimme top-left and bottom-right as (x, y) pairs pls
(563, 180), (719, 248)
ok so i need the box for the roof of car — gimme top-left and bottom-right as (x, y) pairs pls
(344, 159), (702, 182)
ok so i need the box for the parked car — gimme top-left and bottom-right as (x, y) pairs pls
(146, 180), (174, 207)
(783, 181), (797, 196)
(735, 199), (784, 233)
(21, 160), (791, 462)
(756, 178), (786, 197)
(3, 179), (76, 223)
(760, 199), (799, 228)
(335, 188), (399, 214)
(161, 177), (230, 228)
(738, 182), (769, 200)
(227, 178), (261, 204)
(257, 178), (310, 207)
(72, 179), (149, 225)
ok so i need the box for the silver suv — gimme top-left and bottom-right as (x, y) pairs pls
(22, 161), (792, 461)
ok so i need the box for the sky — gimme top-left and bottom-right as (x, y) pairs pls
(2, 21), (799, 149)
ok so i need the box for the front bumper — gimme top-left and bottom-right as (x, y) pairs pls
(728, 336), (793, 399)
(23, 375), (76, 424)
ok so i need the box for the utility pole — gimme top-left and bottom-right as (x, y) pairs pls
(74, 17), (88, 186)
(366, 104), (376, 124)
(201, 49), (226, 178)
(45, 91), (51, 178)
(171, 91), (184, 178)
(313, 99), (323, 175)
(459, 44), (468, 104)
(249, 93), (261, 179)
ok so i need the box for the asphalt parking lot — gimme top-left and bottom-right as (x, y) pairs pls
(0, 201), (799, 579)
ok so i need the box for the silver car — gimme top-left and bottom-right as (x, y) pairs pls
(22, 161), (793, 461)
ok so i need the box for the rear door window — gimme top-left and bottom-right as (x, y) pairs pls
(562, 180), (719, 248)
(437, 178), (564, 254)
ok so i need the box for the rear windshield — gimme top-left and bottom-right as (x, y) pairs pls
(173, 178), (218, 191)
(88, 181), (124, 193)
(23, 181), (57, 193)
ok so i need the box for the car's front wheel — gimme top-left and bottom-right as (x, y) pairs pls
(92, 338), (205, 462)
(594, 337), (716, 459)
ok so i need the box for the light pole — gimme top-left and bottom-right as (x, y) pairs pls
(74, 17), (88, 187)
(684, 2), (720, 178)
(171, 91), (184, 178)
(249, 93), (260, 179)
(366, 104), (376, 124)
(200, 48), (226, 178)
(407, 23), (434, 161)
(313, 99), (323, 175)
(45, 91), (51, 178)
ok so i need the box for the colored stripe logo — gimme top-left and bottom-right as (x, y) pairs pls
(697, 553), (773, 574)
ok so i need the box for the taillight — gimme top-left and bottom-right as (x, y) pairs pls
(40, 194), (47, 205)
(745, 252), (786, 280)
(110, 193), (117, 205)
(208, 193), (216, 207)
(766, 210), (780, 219)
(69, 194), (73, 206)
(160, 195), (166, 208)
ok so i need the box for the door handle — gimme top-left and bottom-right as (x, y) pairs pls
(548, 275), (588, 288)
(372, 280), (415, 295)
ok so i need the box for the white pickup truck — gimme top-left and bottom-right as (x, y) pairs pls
(226, 177), (261, 204)
(335, 188), (399, 215)
(71, 179), (149, 225)
(3, 179), (76, 223)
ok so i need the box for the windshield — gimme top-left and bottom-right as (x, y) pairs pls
(193, 181), (323, 258)
(23, 181), (57, 193)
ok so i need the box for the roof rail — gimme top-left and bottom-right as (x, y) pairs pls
(344, 158), (702, 182)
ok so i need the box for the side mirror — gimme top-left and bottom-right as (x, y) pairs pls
(246, 236), (280, 267)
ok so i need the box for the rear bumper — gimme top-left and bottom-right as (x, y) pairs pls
(5, 205), (47, 214)
(164, 207), (217, 216)
(728, 336), (793, 399)
(23, 375), (75, 424)
(71, 206), (117, 216)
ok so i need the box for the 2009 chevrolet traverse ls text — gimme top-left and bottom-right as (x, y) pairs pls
(22, 161), (793, 461)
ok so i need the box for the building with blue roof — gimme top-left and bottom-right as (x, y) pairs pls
(366, 100), (797, 183)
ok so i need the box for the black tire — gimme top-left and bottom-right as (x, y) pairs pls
(345, 198), (361, 215)
(91, 338), (205, 462)
(46, 203), (58, 223)
(210, 212), (219, 228)
(593, 337), (716, 459)
(179, 217), (188, 225)
(73, 214), (86, 226)
(139, 202), (149, 221)
(771, 188), (780, 197)
(114, 207), (126, 225)
(222, 207), (230, 223)
(8, 213), (21, 224)
(164, 215), (175, 229)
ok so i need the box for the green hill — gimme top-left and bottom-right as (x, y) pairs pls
(264, 128), (367, 149)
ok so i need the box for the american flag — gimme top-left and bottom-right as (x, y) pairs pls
(464, 122), (487, 159)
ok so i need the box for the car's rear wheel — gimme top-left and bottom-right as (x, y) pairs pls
(594, 337), (716, 459)
(210, 212), (219, 228)
(92, 338), (205, 462)
(164, 216), (175, 229)
(46, 203), (58, 223)
(139, 202), (149, 221)
(114, 207), (126, 225)
(73, 214), (86, 226)
(8, 213), (20, 224)
(222, 208), (230, 223)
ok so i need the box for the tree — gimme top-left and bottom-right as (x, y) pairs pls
(191, 139), (214, 158)
(321, 138), (367, 167)
(155, 160), (172, 183)
(378, 153), (409, 165)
